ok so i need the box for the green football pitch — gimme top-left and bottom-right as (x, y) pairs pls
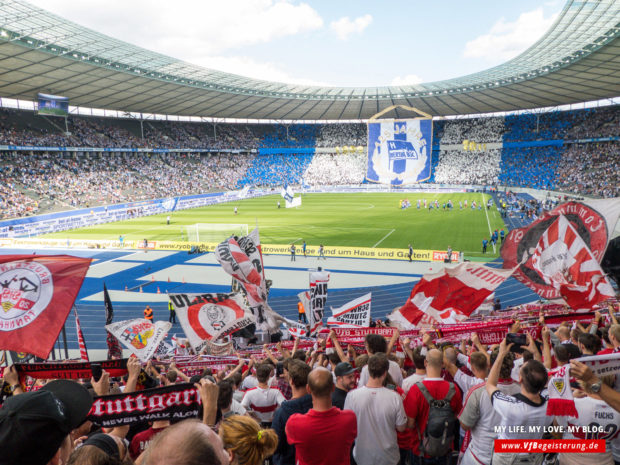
(42, 193), (506, 257)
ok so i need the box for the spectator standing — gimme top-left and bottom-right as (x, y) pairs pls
(297, 300), (307, 324)
(272, 360), (313, 465)
(458, 349), (520, 465)
(405, 349), (462, 465)
(344, 353), (408, 465)
(168, 300), (176, 324)
(0, 379), (94, 465)
(402, 346), (427, 394)
(241, 364), (286, 426)
(144, 305), (153, 321)
(287, 367), (358, 465)
(485, 339), (552, 465)
(219, 415), (278, 465)
(358, 334), (403, 387)
(332, 362), (357, 409)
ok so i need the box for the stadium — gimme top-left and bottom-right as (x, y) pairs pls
(0, 0), (619, 462)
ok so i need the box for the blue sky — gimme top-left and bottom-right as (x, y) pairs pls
(29, 0), (565, 87)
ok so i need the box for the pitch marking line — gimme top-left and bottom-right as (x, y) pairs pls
(372, 229), (396, 248)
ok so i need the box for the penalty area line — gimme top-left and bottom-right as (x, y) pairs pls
(372, 229), (395, 248)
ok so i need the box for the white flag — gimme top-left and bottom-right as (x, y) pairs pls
(169, 293), (255, 353)
(327, 293), (371, 328)
(105, 319), (172, 362)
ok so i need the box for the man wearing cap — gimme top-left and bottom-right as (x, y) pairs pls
(332, 362), (357, 410)
(0, 377), (94, 465)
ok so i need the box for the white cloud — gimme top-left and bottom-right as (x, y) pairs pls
(463, 8), (558, 62)
(391, 74), (425, 86)
(27, 0), (324, 55)
(330, 14), (373, 40)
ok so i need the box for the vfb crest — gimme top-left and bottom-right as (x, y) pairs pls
(121, 322), (154, 349)
(0, 261), (53, 331)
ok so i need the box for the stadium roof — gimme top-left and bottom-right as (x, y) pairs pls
(0, 0), (618, 120)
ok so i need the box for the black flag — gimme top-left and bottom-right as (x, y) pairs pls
(103, 284), (123, 359)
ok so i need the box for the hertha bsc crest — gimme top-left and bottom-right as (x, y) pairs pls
(0, 261), (53, 331)
(366, 119), (432, 185)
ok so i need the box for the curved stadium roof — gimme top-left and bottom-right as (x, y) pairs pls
(0, 0), (618, 120)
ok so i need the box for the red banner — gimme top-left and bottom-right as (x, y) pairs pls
(0, 255), (91, 358)
(15, 359), (128, 381)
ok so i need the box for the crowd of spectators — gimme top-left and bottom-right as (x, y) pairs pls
(302, 152), (366, 186)
(499, 146), (564, 190)
(4, 304), (620, 465)
(236, 154), (313, 188)
(554, 142), (619, 198)
(0, 106), (618, 219)
(435, 116), (505, 145)
(433, 149), (501, 185)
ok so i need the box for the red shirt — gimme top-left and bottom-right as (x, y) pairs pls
(286, 407), (357, 465)
(129, 426), (167, 459)
(395, 386), (415, 450)
(403, 378), (462, 455)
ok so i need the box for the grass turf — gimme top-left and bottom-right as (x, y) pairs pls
(42, 193), (505, 258)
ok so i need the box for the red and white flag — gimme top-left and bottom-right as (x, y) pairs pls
(502, 198), (620, 299)
(389, 263), (514, 329)
(169, 293), (254, 353)
(0, 255), (91, 359)
(327, 293), (371, 328)
(74, 308), (89, 362)
(530, 214), (615, 309)
(105, 319), (172, 362)
(215, 229), (283, 331)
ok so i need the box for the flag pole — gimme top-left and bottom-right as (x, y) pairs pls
(61, 323), (69, 359)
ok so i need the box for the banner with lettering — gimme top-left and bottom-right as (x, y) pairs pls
(215, 228), (283, 331)
(327, 293), (371, 328)
(309, 269), (330, 334)
(366, 118), (433, 185)
(87, 383), (201, 427)
(170, 293), (254, 353)
(15, 359), (128, 381)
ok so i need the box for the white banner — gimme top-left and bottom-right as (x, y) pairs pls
(169, 293), (255, 353)
(327, 293), (371, 328)
(105, 319), (172, 362)
(309, 270), (330, 333)
(215, 229), (283, 331)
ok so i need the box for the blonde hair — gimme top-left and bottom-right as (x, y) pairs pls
(220, 415), (278, 465)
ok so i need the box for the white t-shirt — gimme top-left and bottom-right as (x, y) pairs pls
(491, 391), (553, 440)
(454, 370), (482, 395)
(344, 386), (407, 465)
(511, 357), (524, 383)
(358, 360), (403, 388)
(240, 375), (258, 391)
(402, 372), (426, 394)
(240, 386), (285, 423)
(556, 397), (620, 465)
(459, 380), (521, 465)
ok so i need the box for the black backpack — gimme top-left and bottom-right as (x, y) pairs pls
(416, 381), (456, 457)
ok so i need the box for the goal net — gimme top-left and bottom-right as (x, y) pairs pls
(184, 223), (249, 243)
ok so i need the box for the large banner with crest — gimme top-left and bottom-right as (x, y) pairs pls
(366, 118), (432, 185)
